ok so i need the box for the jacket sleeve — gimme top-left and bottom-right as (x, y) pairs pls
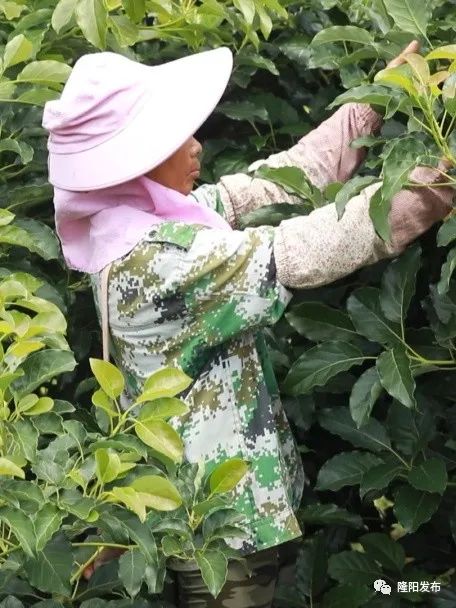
(175, 225), (293, 345)
(213, 103), (382, 228)
(273, 166), (454, 289)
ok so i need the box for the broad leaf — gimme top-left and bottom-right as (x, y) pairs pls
(437, 247), (456, 295)
(25, 537), (73, 595)
(296, 532), (327, 598)
(3, 34), (33, 69)
(407, 457), (447, 494)
(130, 475), (182, 510)
(139, 367), (192, 401)
(195, 549), (228, 598)
(380, 245), (421, 323)
(137, 397), (189, 420)
(0, 507), (36, 556)
(285, 302), (357, 342)
(254, 165), (322, 205)
(321, 584), (374, 608)
(328, 550), (382, 586)
(10, 350), (77, 401)
(299, 504), (363, 528)
(376, 348), (416, 409)
(316, 451), (382, 491)
(318, 407), (391, 453)
(393, 485), (440, 532)
(359, 532), (405, 573)
(437, 216), (456, 247)
(52, 0), (78, 33)
(335, 175), (380, 219)
(16, 60), (71, 85)
(33, 504), (63, 552)
(75, 0), (107, 48)
(347, 287), (402, 347)
(349, 367), (383, 428)
(383, 0), (431, 38)
(134, 419), (183, 463)
(0, 457), (25, 479)
(118, 550), (146, 597)
(311, 26), (374, 46)
(209, 458), (249, 494)
(360, 457), (405, 498)
(90, 358), (125, 399)
(282, 342), (365, 396)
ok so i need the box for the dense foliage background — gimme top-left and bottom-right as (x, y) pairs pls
(2, 0), (456, 606)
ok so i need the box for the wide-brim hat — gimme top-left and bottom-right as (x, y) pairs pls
(42, 48), (233, 191)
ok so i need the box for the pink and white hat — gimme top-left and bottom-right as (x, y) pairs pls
(42, 48), (233, 191)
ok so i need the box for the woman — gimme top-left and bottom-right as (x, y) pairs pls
(42, 42), (453, 607)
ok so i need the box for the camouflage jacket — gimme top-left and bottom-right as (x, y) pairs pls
(90, 191), (304, 553)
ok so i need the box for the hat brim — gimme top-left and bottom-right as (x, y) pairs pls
(48, 47), (233, 191)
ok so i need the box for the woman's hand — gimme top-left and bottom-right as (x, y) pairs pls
(83, 547), (126, 580)
(386, 40), (421, 69)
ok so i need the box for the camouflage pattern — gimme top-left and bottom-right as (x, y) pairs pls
(171, 546), (279, 608)
(90, 185), (304, 556)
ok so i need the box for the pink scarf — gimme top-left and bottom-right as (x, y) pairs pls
(53, 175), (233, 274)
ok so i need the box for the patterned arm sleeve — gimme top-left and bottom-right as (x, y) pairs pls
(214, 103), (382, 228)
(179, 225), (293, 344)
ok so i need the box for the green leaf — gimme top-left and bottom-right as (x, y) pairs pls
(299, 504), (363, 528)
(437, 217), (456, 247)
(407, 457), (447, 494)
(0, 457), (25, 478)
(0, 1), (27, 20)
(359, 532), (405, 573)
(118, 550), (146, 597)
(296, 532), (327, 598)
(122, 0), (145, 21)
(90, 358), (125, 399)
(233, 0), (255, 24)
(10, 350), (77, 401)
(134, 419), (183, 463)
(329, 85), (402, 111)
(393, 485), (440, 532)
(321, 584), (374, 608)
(437, 247), (456, 295)
(318, 407), (391, 453)
(347, 287), (402, 347)
(195, 549), (228, 598)
(107, 487), (148, 522)
(59, 490), (98, 520)
(311, 26), (374, 47)
(426, 45), (456, 61)
(4, 218), (60, 260)
(3, 34), (33, 69)
(282, 342), (365, 396)
(0, 139), (33, 164)
(376, 348), (416, 409)
(0, 507), (35, 556)
(254, 165), (321, 203)
(316, 451), (382, 491)
(26, 536), (73, 595)
(16, 60), (71, 86)
(75, 0), (108, 49)
(33, 504), (63, 552)
(285, 303), (357, 342)
(139, 367), (192, 401)
(52, 0), (78, 33)
(95, 449), (121, 484)
(209, 458), (249, 494)
(360, 457), (405, 498)
(217, 100), (268, 123)
(130, 475), (182, 511)
(8, 418), (38, 463)
(442, 73), (456, 116)
(335, 175), (380, 219)
(349, 367), (383, 428)
(137, 397), (189, 420)
(380, 245), (421, 323)
(92, 389), (117, 417)
(328, 550), (382, 586)
(382, 0), (431, 38)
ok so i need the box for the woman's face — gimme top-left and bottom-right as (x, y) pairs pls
(146, 136), (202, 195)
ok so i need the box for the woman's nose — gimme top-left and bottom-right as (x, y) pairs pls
(191, 138), (202, 157)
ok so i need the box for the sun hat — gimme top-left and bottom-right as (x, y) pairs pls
(42, 47), (233, 191)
